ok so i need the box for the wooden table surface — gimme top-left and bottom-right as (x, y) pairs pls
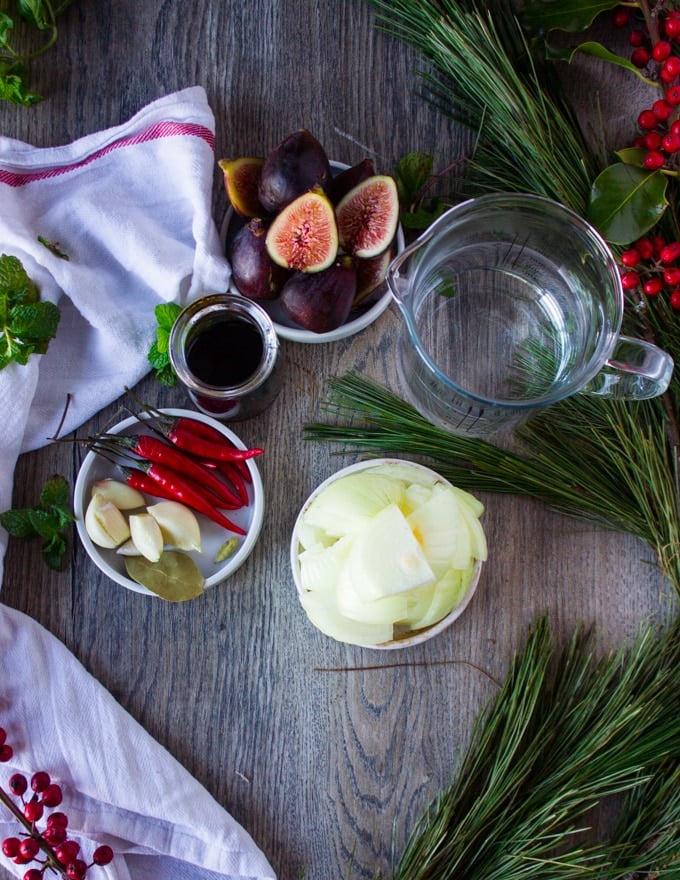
(0, 3), (670, 879)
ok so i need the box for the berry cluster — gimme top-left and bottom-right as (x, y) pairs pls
(614, 4), (680, 169)
(0, 727), (113, 880)
(618, 233), (680, 308)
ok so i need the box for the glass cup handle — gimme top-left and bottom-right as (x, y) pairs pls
(386, 230), (432, 304)
(583, 336), (674, 400)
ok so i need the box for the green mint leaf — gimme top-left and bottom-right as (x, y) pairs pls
(40, 474), (71, 509)
(155, 326), (170, 356)
(38, 236), (70, 260)
(8, 300), (61, 340)
(28, 507), (63, 539)
(154, 302), (182, 332)
(42, 532), (67, 570)
(0, 508), (39, 538)
(0, 13), (15, 49)
(0, 254), (40, 306)
(17, 0), (50, 30)
(0, 72), (42, 106)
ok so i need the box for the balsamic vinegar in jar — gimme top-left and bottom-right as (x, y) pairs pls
(186, 317), (264, 388)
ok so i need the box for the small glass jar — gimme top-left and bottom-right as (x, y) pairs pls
(169, 294), (281, 420)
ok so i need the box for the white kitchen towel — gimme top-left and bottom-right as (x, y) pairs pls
(0, 603), (276, 880)
(0, 86), (231, 585)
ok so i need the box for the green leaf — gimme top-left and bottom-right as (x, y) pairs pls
(42, 532), (67, 570)
(519, 0), (621, 34)
(17, 0), (50, 30)
(395, 151), (434, 208)
(546, 40), (657, 86)
(8, 300), (60, 339)
(0, 12), (15, 48)
(154, 301), (182, 331)
(40, 474), (71, 509)
(0, 254), (39, 305)
(615, 147), (647, 168)
(0, 508), (38, 539)
(587, 164), (668, 245)
(28, 507), (64, 539)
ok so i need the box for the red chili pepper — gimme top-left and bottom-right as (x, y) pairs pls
(118, 463), (246, 535)
(203, 459), (250, 506)
(103, 434), (242, 509)
(167, 423), (264, 463)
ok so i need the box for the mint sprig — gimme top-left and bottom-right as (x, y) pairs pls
(147, 302), (182, 386)
(0, 254), (61, 370)
(0, 475), (74, 570)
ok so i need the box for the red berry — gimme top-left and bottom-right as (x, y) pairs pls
(55, 840), (80, 865)
(621, 248), (641, 267)
(638, 109), (659, 130)
(666, 84), (680, 105)
(636, 238), (655, 259)
(661, 55), (680, 80)
(9, 773), (28, 796)
(663, 132), (680, 152)
(41, 783), (63, 807)
(670, 288), (680, 308)
(653, 40), (673, 61)
(30, 771), (50, 793)
(613, 7), (630, 27)
(664, 16), (680, 39)
(24, 800), (43, 823)
(2, 837), (21, 858)
(632, 47), (650, 68)
(644, 150), (666, 169)
(92, 845), (114, 866)
(0, 743), (14, 762)
(660, 242), (680, 263)
(629, 29), (646, 48)
(12, 855), (30, 866)
(653, 234), (668, 254)
(46, 811), (68, 829)
(644, 131), (663, 150)
(0, 728), (6, 745)
(643, 277), (664, 296)
(42, 825), (67, 845)
(66, 859), (88, 880)
(621, 271), (641, 290)
(664, 267), (680, 285)
(24, 870), (43, 880)
(653, 98), (673, 120)
(19, 838), (40, 860)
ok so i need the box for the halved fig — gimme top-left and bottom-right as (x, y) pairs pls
(258, 129), (332, 213)
(336, 175), (400, 259)
(230, 218), (289, 300)
(279, 261), (357, 333)
(219, 157), (265, 218)
(353, 247), (394, 308)
(266, 190), (338, 273)
(327, 158), (376, 205)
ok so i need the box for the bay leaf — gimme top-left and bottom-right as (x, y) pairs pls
(125, 551), (205, 602)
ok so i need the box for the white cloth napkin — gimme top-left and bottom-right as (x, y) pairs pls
(0, 603), (276, 880)
(0, 85), (231, 584)
(0, 91), (276, 879)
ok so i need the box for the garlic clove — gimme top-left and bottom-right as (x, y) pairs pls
(146, 501), (202, 552)
(115, 538), (143, 557)
(90, 478), (145, 510)
(85, 494), (131, 549)
(129, 513), (164, 563)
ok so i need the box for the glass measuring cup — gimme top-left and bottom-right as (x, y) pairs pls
(386, 193), (674, 438)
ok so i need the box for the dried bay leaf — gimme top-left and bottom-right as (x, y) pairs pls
(125, 551), (205, 601)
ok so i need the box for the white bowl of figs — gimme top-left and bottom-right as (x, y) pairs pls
(74, 408), (264, 601)
(220, 129), (403, 343)
(291, 458), (487, 649)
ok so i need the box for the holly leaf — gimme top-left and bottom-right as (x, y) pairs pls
(545, 40), (656, 85)
(587, 163), (669, 245)
(519, 0), (621, 34)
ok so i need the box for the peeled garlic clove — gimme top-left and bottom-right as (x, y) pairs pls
(146, 501), (202, 552)
(129, 513), (164, 563)
(115, 538), (142, 557)
(90, 478), (145, 510)
(85, 494), (131, 549)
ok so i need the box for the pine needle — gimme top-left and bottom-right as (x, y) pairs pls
(389, 615), (680, 880)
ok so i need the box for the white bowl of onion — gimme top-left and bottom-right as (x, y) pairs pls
(290, 458), (486, 649)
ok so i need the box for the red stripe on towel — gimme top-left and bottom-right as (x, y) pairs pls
(0, 121), (215, 188)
